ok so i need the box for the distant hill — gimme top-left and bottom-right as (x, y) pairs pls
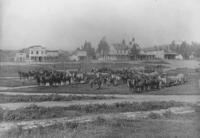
(0, 50), (17, 62)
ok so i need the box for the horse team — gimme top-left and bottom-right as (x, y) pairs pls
(18, 67), (186, 93)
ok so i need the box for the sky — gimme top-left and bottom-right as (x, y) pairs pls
(0, 0), (200, 50)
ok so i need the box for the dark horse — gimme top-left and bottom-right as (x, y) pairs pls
(90, 78), (103, 89)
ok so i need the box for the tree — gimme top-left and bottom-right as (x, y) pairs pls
(129, 38), (140, 60)
(82, 41), (96, 59)
(169, 40), (176, 51)
(96, 37), (110, 56)
(129, 43), (140, 55)
(179, 41), (191, 59)
(122, 39), (126, 46)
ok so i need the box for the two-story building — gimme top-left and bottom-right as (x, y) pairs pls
(15, 45), (59, 62)
(98, 41), (130, 61)
(28, 45), (47, 62)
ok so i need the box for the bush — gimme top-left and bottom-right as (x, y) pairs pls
(1, 101), (185, 121)
(0, 107), (4, 121)
(194, 105), (200, 112)
(148, 112), (162, 119)
(163, 110), (174, 118)
(95, 116), (107, 125)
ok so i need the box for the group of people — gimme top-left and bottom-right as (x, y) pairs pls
(18, 67), (186, 93)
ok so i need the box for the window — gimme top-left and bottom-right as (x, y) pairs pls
(36, 51), (39, 54)
(31, 51), (33, 54)
(41, 51), (43, 54)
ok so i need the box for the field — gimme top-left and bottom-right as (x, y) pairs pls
(0, 60), (200, 137)
(0, 78), (36, 87)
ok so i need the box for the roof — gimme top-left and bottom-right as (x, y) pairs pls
(28, 45), (46, 49)
(16, 52), (26, 55)
(111, 43), (129, 51)
(145, 50), (176, 55)
(164, 52), (177, 55)
(47, 50), (59, 52)
(139, 50), (155, 56)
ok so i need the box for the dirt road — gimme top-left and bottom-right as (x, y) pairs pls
(0, 86), (38, 91)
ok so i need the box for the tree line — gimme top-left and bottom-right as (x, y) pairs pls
(151, 41), (200, 59)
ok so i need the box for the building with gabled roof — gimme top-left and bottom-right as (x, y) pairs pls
(98, 41), (130, 61)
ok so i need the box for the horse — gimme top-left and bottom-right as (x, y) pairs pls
(18, 71), (29, 80)
(61, 73), (72, 85)
(90, 77), (103, 89)
(110, 74), (121, 86)
(167, 73), (185, 86)
(127, 78), (136, 92)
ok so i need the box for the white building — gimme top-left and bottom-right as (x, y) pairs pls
(70, 50), (87, 61)
(14, 53), (26, 62)
(145, 50), (165, 59)
(28, 45), (47, 62)
(175, 54), (183, 60)
(189, 53), (195, 60)
(145, 50), (177, 59)
(15, 45), (60, 62)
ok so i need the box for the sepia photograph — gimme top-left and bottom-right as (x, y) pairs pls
(0, 0), (200, 137)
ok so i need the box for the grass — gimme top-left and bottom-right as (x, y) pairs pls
(2, 77), (200, 95)
(3, 116), (200, 138)
(0, 101), (185, 121)
(142, 59), (169, 64)
(0, 78), (37, 87)
(0, 62), (142, 77)
(0, 94), (115, 103)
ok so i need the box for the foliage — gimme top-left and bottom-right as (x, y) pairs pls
(82, 41), (96, 59)
(129, 43), (140, 56)
(96, 37), (110, 56)
(150, 41), (200, 59)
(0, 101), (184, 121)
(3, 116), (200, 138)
(128, 38), (141, 59)
(148, 112), (162, 119)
